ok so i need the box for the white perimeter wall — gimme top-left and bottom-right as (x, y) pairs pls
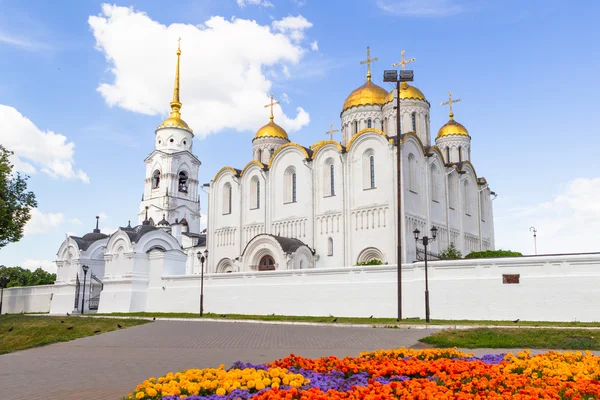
(1, 285), (53, 314)
(144, 253), (600, 322)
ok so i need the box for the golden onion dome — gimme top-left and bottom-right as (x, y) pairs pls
(156, 42), (193, 134)
(385, 82), (427, 103)
(342, 79), (388, 112)
(437, 114), (469, 138)
(254, 116), (289, 141)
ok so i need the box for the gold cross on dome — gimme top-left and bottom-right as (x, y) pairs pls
(264, 94), (280, 120)
(392, 49), (416, 70)
(177, 37), (181, 49)
(441, 91), (461, 119)
(325, 122), (340, 141)
(360, 46), (378, 81)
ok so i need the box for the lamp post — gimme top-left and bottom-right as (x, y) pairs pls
(413, 226), (437, 323)
(529, 226), (537, 255)
(198, 250), (208, 316)
(384, 66), (414, 321)
(0, 276), (9, 315)
(81, 265), (89, 315)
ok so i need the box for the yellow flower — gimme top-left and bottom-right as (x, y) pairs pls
(216, 388), (226, 396)
(135, 392), (145, 399)
(146, 388), (157, 397)
(256, 382), (266, 391)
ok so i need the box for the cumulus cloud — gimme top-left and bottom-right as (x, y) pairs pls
(89, 4), (313, 137)
(271, 15), (312, 42)
(24, 209), (65, 235)
(310, 40), (318, 51)
(237, 0), (274, 7)
(495, 178), (600, 255)
(0, 105), (89, 182)
(376, 0), (466, 16)
(22, 259), (56, 273)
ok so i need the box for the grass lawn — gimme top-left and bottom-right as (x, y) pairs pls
(0, 314), (148, 355)
(94, 312), (600, 328)
(420, 327), (600, 350)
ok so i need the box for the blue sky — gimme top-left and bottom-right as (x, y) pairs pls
(1, 0), (600, 271)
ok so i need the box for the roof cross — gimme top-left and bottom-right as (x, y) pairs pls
(441, 91), (461, 119)
(325, 122), (340, 141)
(392, 49), (416, 71)
(360, 46), (378, 81)
(264, 94), (280, 121)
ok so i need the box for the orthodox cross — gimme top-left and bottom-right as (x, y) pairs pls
(360, 46), (378, 81)
(392, 50), (416, 70)
(264, 94), (280, 120)
(441, 91), (461, 119)
(325, 122), (339, 141)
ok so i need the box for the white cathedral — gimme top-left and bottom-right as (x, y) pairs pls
(49, 44), (494, 314)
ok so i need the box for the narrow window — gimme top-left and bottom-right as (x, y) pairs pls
(430, 165), (438, 202)
(250, 177), (260, 209)
(425, 114), (429, 135)
(411, 112), (416, 133)
(480, 192), (485, 222)
(223, 183), (232, 214)
(152, 170), (160, 189)
(459, 146), (463, 162)
(446, 147), (451, 163)
(408, 154), (417, 192)
(330, 164), (335, 195)
(327, 237), (333, 256)
(367, 119), (372, 128)
(463, 180), (470, 216)
(257, 149), (262, 162)
(354, 121), (358, 134)
(370, 155), (375, 189)
(448, 176), (456, 209)
(270, 148), (275, 157)
(178, 171), (188, 193)
(257, 180), (260, 209)
(292, 173), (297, 202)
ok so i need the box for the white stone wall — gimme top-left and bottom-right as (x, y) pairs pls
(140, 253), (600, 322)
(1, 285), (53, 314)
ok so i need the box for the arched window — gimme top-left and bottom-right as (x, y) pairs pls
(411, 112), (417, 133)
(480, 192), (485, 222)
(353, 121), (358, 134)
(327, 237), (333, 256)
(323, 159), (335, 196)
(330, 164), (335, 195)
(223, 183), (232, 215)
(430, 164), (438, 202)
(458, 146), (463, 162)
(270, 148), (275, 158)
(284, 167), (297, 203)
(448, 175), (457, 209)
(408, 153), (417, 192)
(425, 114), (429, 135)
(382, 119), (385, 132)
(367, 119), (372, 128)
(362, 150), (375, 189)
(250, 176), (260, 209)
(152, 170), (160, 189)
(446, 147), (451, 163)
(257, 149), (262, 162)
(463, 180), (470, 216)
(178, 171), (188, 193)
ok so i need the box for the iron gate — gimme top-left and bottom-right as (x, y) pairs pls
(88, 273), (103, 310)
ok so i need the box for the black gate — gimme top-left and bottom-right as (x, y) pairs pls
(416, 247), (440, 261)
(88, 273), (103, 310)
(74, 273), (80, 310)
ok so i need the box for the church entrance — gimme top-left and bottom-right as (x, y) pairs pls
(258, 255), (276, 271)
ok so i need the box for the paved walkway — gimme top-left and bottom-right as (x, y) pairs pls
(0, 320), (439, 400)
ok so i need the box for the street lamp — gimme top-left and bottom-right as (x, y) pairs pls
(81, 265), (89, 315)
(413, 226), (437, 323)
(529, 226), (537, 255)
(384, 65), (414, 321)
(0, 276), (9, 315)
(198, 250), (208, 317)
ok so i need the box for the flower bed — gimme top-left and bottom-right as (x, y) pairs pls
(128, 348), (600, 399)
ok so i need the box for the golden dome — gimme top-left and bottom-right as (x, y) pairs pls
(437, 115), (469, 138)
(156, 41), (193, 134)
(385, 82), (427, 103)
(254, 117), (289, 141)
(343, 79), (388, 112)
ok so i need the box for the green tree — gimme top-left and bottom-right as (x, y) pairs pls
(465, 249), (523, 259)
(438, 243), (463, 260)
(0, 266), (56, 288)
(0, 145), (37, 249)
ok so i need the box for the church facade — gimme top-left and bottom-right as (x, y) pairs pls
(208, 48), (495, 273)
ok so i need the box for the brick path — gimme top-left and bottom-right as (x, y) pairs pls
(0, 321), (438, 400)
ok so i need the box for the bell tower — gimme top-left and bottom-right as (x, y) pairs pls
(139, 39), (202, 233)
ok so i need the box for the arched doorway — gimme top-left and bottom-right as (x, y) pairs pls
(258, 254), (276, 271)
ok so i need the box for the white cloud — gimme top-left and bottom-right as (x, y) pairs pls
(280, 92), (290, 104)
(310, 40), (318, 51)
(237, 0), (274, 7)
(495, 178), (600, 255)
(24, 209), (65, 235)
(89, 4), (312, 137)
(0, 105), (89, 182)
(0, 31), (52, 50)
(376, 0), (466, 16)
(272, 15), (312, 42)
(22, 259), (56, 274)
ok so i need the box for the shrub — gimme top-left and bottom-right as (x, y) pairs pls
(465, 249), (523, 259)
(438, 243), (463, 260)
(356, 259), (383, 266)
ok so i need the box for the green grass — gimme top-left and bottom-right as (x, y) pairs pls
(94, 312), (600, 328)
(0, 314), (148, 354)
(420, 328), (600, 350)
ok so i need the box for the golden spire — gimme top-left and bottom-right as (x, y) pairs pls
(170, 37), (183, 116)
(264, 93), (280, 122)
(441, 91), (461, 120)
(392, 50), (416, 90)
(325, 122), (339, 141)
(360, 46), (378, 82)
